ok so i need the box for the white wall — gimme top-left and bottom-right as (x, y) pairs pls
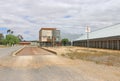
(41, 30), (52, 42)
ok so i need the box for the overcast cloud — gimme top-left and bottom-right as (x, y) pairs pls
(0, 0), (120, 40)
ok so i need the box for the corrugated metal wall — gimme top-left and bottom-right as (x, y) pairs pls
(73, 36), (120, 50)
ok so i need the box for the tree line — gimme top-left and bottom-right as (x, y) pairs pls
(0, 29), (23, 46)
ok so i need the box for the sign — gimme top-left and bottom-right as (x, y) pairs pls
(85, 26), (91, 33)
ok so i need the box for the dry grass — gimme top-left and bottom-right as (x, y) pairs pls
(43, 46), (120, 67)
(64, 48), (120, 67)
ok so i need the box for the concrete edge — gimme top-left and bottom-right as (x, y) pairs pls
(41, 47), (57, 55)
(12, 46), (25, 56)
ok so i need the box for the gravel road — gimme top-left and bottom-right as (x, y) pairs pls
(0, 46), (120, 81)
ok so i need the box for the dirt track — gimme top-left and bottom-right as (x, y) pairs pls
(0, 46), (120, 81)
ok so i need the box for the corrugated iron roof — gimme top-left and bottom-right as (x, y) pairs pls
(75, 24), (120, 41)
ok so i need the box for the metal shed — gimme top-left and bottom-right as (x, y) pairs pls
(73, 24), (120, 50)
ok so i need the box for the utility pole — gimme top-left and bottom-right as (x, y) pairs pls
(86, 26), (91, 48)
(71, 41), (73, 46)
(52, 36), (54, 47)
(87, 31), (89, 48)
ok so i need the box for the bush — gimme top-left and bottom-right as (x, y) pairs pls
(2, 34), (20, 46)
(61, 38), (69, 46)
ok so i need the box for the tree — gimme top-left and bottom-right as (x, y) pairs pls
(3, 34), (20, 46)
(11, 31), (14, 34)
(0, 34), (4, 45)
(61, 38), (69, 46)
(0, 34), (4, 40)
(17, 34), (23, 41)
(7, 29), (11, 34)
(1, 39), (7, 45)
(7, 29), (13, 34)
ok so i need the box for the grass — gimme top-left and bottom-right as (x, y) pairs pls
(64, 48), (120, 67)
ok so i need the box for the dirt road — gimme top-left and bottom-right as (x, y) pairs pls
(0, 46), (120, 81)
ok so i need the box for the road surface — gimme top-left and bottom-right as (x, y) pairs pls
(0, 46), (23, 57)
(0, 46), (120, 81)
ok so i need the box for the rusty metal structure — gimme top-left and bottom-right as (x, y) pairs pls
(73, 24), (120, 50)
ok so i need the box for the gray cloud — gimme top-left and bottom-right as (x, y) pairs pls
(0, 0), (120, 40)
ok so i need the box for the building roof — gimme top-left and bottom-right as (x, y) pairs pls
(40, 28), (56, 30)
(75, 24), (120, 41)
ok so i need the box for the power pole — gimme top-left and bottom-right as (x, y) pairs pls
(52, 36), (55, 47)
(86, 26), (91, 48)
(87, 31), (89, 48)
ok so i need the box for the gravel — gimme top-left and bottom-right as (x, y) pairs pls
(0, 46), (119, 81)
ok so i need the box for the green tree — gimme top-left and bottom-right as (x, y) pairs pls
(7, 29), (13, 34)
(3, 34), (20, 46)
(61, 38), (69, 46)
(1, 39), (7, 45)
(0, 34), (4, 45)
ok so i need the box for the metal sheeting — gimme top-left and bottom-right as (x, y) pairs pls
(75, 24), (120, 41)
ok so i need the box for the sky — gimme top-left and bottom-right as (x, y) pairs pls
(0, 0), (120, 40)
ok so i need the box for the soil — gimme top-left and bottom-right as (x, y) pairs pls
(43, 46), (120, 67)
(0, 46), (120, 81)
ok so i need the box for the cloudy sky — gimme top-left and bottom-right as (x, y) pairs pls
(0, 0), (120, 40)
